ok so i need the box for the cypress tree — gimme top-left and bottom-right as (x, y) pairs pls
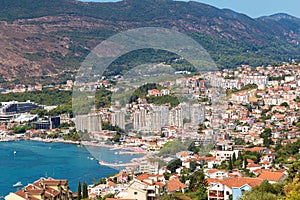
(228, 157), (233, 172)
(238, 151), (242, 161)
(77, 181), (81, 200)
(243, 157), (248, 169)
(232, 152), (236, 163)
(82, 182), (88, 198)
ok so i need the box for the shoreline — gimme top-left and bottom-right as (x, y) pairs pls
(1, 137), (148, 167)
(0, 137), (145, 152)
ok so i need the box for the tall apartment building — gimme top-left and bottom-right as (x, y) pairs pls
(153, 105), (169, 127)
(133, 105), (170, 131)
(190, 103), (205, 126)
(133, 109), (147, 130)
(111, 110), (125, 130)
(75, 113), (102, 133)
(168, 107), (183, 128)
(180, 103), (205, 126)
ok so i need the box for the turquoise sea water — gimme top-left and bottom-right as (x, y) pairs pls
(0, 141), (139, 197)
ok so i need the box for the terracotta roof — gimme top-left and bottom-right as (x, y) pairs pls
(247, 163), (260, 168)
(107, 181), (115, 186)
(167, 178), (187, 192)
(261, 160), (270, 165)
(136, 174), (150, 181)
(13, 178), (71, 200)
(244, 147), (266, 152)
(221, 177), (262, 188)
(258, 171), (285, 181)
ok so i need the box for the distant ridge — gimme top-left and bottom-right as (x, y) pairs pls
(0, 0), (299, 84)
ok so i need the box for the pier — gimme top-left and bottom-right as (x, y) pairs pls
(98, 160), (138, 167)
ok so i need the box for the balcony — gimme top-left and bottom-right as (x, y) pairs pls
(148, 193), (157, 197)
(208, 192), (224, 199)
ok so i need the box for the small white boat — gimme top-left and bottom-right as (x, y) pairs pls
(13, 181), (22, 188)
(13, 151), (17, 155)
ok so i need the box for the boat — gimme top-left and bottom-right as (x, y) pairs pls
(13, 151), (17, 155)
(13, 181), (22, 188)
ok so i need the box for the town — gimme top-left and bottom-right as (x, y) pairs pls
(2, 62), (300, 200)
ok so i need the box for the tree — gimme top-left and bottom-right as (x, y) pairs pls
(188, 170), (207, 192)
(191, 186), (207, 200)
(188, 141), (199, 154)
(287, 162), (300, 182)
(77, 181), (82, 200)
(228, 157), (233, 172)
(241, 181), (285, 200)
(243, 157), (248, 169)
(280, 102), (289, 107)
(238, 151), (243, 161)
(161, 193), (192, 200)
(232, 152), (236, 163)
(241, 191), (277, 200)
(102, 193), (114, 200)
(82, 182), (88, 198)
(167, 159), (182, 173)
(234, 138), (245, 145)
(260, 128), (272, 147)
(284, 178), (300, 200)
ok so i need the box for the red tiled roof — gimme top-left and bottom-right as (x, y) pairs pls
(221, 177), (262, 188)
(247, 163), (260, 168)
(136, 174), (150, 181)
(13, 178), (71, 200)
(167, 178), (187, 192)
(258, 171), (285, 181)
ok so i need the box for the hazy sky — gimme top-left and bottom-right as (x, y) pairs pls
(80, 0), (300, 18)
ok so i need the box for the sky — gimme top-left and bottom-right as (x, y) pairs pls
(80, 0), (300, 18)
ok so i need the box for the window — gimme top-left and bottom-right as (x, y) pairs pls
(134, 192), (138, 195)
(226, 191), (229, 195)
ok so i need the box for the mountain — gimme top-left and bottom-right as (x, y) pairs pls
(0, 0), (300, 85)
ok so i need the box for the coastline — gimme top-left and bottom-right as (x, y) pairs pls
(1, 137), (148, 168)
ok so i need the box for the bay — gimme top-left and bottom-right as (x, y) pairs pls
(0, 140), (136, 197)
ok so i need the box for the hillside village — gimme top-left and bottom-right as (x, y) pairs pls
(2, 62), (300, 200)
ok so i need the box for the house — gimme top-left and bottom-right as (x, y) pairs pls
(258, 171), (286, 184)
(166, 177), (187, 193)
(88, 184), (107, 197)
(117, 171), (129, 183)
(247, 163), (261, 172)
(244, 147), (269, 154)
(209, 150), (239, 162)
(116, 174), (165, 200)
(5, 177), (72, 200)
(205, 169), (229, 179)
(139, 161), (159, 174)
(207, 177), (262, 200)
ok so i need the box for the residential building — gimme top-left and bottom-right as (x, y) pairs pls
(34, 116), (60, 130)
(0, 101), (42, 114)
(5, 177), (72, 200)
(116, 174), (165, 200)
(75, 113), (102, 133)
(207, 177), (262, 200)
(139, 161), (159, 174)
(111, 111), (125, 130)
(258, 171), (286, 184)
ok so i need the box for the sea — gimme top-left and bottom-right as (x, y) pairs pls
(0, 140), (141, 197)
